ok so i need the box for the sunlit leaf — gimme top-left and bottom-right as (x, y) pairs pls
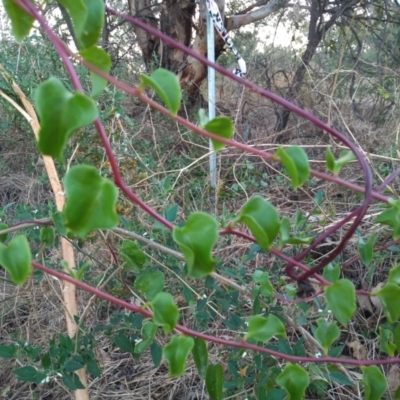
(150, 292), (179, 334)
(172, 212), (218, 278)
(35, 78), (98, 162)
(163, 335), (194, 376)
(362, 366), (387, 400)
(235, 196), (280, 251)
(276, 363), (310, 400)
(276, 146), (310, 188)
(0, 235), (31, 285)
(202, 116), (234, 152)
(325, 279), (356, 326)
(140, 68), (181, 115)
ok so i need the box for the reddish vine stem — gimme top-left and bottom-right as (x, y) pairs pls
(31, 260), (399, 366)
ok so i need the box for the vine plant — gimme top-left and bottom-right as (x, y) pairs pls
(1, 0), (400, 399)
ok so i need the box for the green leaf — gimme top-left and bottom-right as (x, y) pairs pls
(134, 321), (158, 357)
(389, 265), (400, 285)
(58, 0), (104, 49)
(323, 263), (340, 283)
(41, 353), (51, 369)
(35, 78), (98, 161)
(40, 227), (55, 248)
(2, 0), (34, 42)
(64, 359), (84, 372)
(314, 318), (340, 355)
(198, 108), (209, 126)
(63, 165), (118, 238)
(279, 216), (291, 248)
(13, 366), (46, 384)
(379, 327), (396, 357)
(192, 338), (208, 378)
(202, 116), (234, 152)
(80, 46), (111, 99)
(134, 270), (164, 300)
(326, 148), (356, 175)
(172, 212), (218, 278)
(276, 363), (310, 400)
(150, 292), (179, 334)
(205, 364), (224, 400)
(0, 223), (9, 243)
(246, 314), (286, 342)
(362, 366), (387, 400)
(252, 270), (273, 297)
(326, 148), (335, 174)
(394, 324), (400, 353)
(0, 235), (31, 285)
(140, 68), (181, 115)
(235, 196), (280, 251)
(163, 335), (194, 376)
(0, 344), (16, 359)
(120, 240), (147, 272)
(113, 333), (135, 355)
(373, 283), (400, 323)
(150, 341), (162, 367)
(52, 211), (68, 236)
(325, 279), (356, 326)
(358, 235), (377, 267)
(376, 199), (400, 239)
(276, 146), (310, 188)
(61, 372), (85, 390)
(86, 359), (101, 377)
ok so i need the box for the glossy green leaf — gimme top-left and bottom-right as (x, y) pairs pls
(40, 227), (55, 248)
(246, 314), (286, 342)
(314, 318), (340, 355)
(121, 240), (147, 272)
(134, 321), (158, 357)
(172, 212), (218, 278)
(13, 366), (47, 384)
(376, 199), (400, 239)
(358, 235), (376, 267)
(192, 338), (208, 378)
(206, 364), (224, 400)
(80, 46), (111, 99)
(326, 148), (356, 176)
(0, 235), (31, 285)
(140, 68), (181, 115)
(324, 279), (356, 326)
(276, 363), (310, 400)
(35, 78), (98, 161)
(235, 196), (280, 251)
(134, 270), (164, 300)
(323, 263), (340, 283)
(63, 165), (118, 238)
(202, 116), (234, 152)
(163, 335), (194, 376)
(374, 283), (400, 323)
(389, 265), (400, 285)
(2, 0), (34, 42)
(379, 327), (396, 357)
(276, 146), (310, 188)
(58, 0), (104, 49)
(362, 366), (387, 400)
(150, 292), (179, 334)
(0, 223), (9, 243)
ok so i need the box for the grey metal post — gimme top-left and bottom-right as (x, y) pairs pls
(206, 6), (217, 188)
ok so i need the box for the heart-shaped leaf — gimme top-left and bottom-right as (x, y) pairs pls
(35, 78), (98, 162)
(202, 116), (234, 153)
(192, 338), (208, 378)
(134, 270), (165, 300)
(150, 292), (179, 334)
(246, 314), (286, 342)
(63, 165), (118, 238)
(314, 318), (340, 355)
(80, 46), (111, 99)
(0, 235), (31, 285)
(172, 212), (218, 278)
(206, 364), (224, 400)
(325, 279), (356, 326)
(379, 327), (396, 357)
(140, 69), (181, 115)
(120, 240), (147, 272)
(235, 196), (280, 251)
(362, 366), (387, 400)
(323, 263), (341, 283)
(373, 283), (400, 323)
(358, 235), (377, 267)
(276, 146), (310, 188)
(163, 335), (194, 376)
(3, 0), (34, 42)
(276, 363), (310, 400)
